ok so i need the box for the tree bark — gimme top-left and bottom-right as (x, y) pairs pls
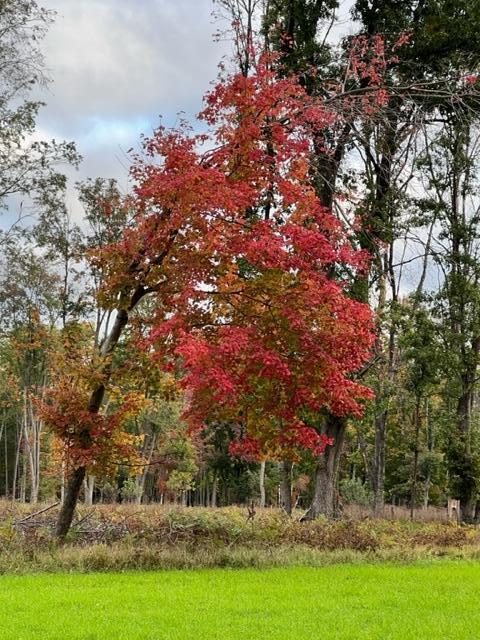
(23, 391), (41, 504)
(55, 465), (86, 538)
(456, 382), (477, 523)
(410, 397), (421, 519)
(259, 460), (266, 507)
(423, 400), (432, 508)
(373, 409), (387, 517)
(301, 417), (345, 520)
(135, 432), (156, 504)
(211, 475), (218, 507)
(2, 421), (8, 498)
(12, 422), (21, 501)
(84, 474), (95, 506)
(279, 460), (292, 515)
(372, 271), (397, 516)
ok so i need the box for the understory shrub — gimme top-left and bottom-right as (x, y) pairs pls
(1, 501), (480, 573)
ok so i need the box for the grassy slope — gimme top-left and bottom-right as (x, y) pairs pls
(1, 562), (480, 639)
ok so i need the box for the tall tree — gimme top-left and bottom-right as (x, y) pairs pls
(350, 0), (480, 515)
(44, 49), (374, 537)
(417, 110), (480, 522)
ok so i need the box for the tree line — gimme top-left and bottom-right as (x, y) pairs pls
(1, 0), (480, 537)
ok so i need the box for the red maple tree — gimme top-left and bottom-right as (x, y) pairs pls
(48, 51), (377, 536)
(136, 54), (375, 460)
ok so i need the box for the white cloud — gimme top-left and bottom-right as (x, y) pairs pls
(36, 0), (230, 185)
(43, 0), (228, 119)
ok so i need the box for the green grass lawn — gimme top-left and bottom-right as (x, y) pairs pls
(1, 562), (480, 639)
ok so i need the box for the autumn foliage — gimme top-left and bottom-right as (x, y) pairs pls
(92, 53), (376, 462)
(38, 47), (377, 486)
(37, 324), (143, 475)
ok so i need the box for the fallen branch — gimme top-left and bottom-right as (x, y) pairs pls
(15, 502), (60, 524)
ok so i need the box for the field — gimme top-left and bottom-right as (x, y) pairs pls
(1, 562), (480, 639)
(2, 504), (480, 638)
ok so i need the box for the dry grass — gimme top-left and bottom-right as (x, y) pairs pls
(0, 500), (478, 574)
(343, 502), (450, 523)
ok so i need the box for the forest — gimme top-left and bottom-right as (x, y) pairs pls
(2, 0), (480, 543)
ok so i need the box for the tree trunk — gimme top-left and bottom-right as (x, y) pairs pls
(135, 433), (156, 504)
(54, 306), (131, 537)
(303, 454), (334, 519)
(55, 465), (86, 539)
(23, 392), (41, 504)
(12, 424), (21, 501)
(474, 500), (480, 524)
(19, 446), (26, 502)
(371, 258), (396, 518)
(373, 408), (387, 517)
(423, 400), (432, 508)
(3, 422), (8, 498)
(455, 379), (477, 523)
(410, 397), (421, 520)
(84, 474), (95, 506)
(301, 417), (345, 520)
(211, 475), (218, 507)
(60, 462), (66, 504)
(279, 460), (292, 515)
(259, 460), (266, 507)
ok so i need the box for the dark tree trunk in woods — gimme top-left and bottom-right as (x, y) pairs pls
(373, 409), (387, 517)
(474, 500), (480, 524)
(279, 460), (292, 515)
(299, 129), (351, 522)
(302, 417), (345, 520)
(456, 382), (477, 523)
(410, 398), (421, 519)
(55, 465), (86, 538)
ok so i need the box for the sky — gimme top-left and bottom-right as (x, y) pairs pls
(34, 0), (355, 211)
(37, 0), (235, 201)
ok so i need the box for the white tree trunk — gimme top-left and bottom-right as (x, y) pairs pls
(259, 460), (266, 508)
(84, 474), (95, 505)
(211, 476), (218, 507)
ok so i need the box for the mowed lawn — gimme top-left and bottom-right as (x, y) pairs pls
(1, 563), (480, 639)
